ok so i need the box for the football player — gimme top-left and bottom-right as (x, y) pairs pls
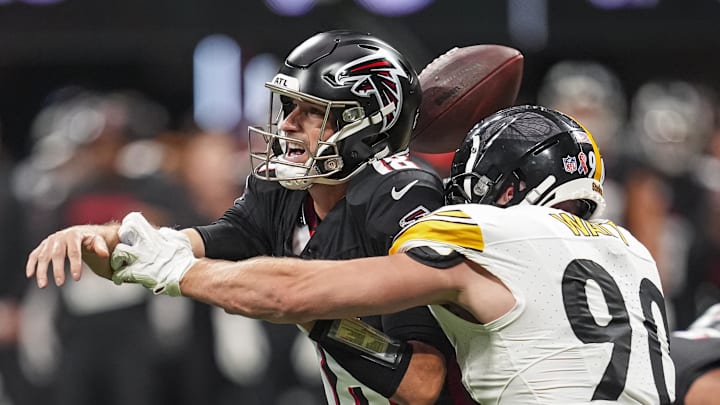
(26, 30), (472, 405)
(107, 105), (675, 404)
(671, 304), (720, 405)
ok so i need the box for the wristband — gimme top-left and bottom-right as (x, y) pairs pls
(310, 319), (413, 398)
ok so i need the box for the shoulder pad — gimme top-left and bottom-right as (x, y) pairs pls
(349, 164), (441, 200)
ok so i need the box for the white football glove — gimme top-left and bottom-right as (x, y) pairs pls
(110, 212), (198, 296)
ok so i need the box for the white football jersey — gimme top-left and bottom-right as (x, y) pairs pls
(391, 204), (675, 405)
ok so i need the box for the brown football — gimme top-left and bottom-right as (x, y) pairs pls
(411, 45), (524, 154)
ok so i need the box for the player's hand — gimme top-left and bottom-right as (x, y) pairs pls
(111, 212), (197, 296)
(26, 223), (120, 288)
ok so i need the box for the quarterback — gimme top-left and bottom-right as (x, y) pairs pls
(26, 30), (474, 405)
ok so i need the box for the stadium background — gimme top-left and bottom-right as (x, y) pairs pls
(1, 1), (720, 404)
(1, 0), (719, 158)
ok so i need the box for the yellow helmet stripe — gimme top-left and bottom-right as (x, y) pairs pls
(390, 218), (484, 254)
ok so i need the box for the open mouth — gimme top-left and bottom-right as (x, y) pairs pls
(281, 139), (309, 163)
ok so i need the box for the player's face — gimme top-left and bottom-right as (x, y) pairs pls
(278, 99), (336, 164)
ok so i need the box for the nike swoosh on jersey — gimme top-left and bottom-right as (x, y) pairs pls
(391, 180), (419, 200)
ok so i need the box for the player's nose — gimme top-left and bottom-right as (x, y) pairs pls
(280, 107), (301, 132)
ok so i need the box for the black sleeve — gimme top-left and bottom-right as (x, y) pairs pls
(194, 176), (272, 260)
(310, 319), (414, 398)
(382, 306), (455, 360)
(671, 335), (720, 405)
(310, 309), (459, 401)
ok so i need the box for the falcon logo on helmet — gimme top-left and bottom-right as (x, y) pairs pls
(335, 53), (406, 133)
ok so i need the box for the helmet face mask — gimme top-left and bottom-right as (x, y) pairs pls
(249, 87), (357, 190)
(445, 105), (607, 219)
(249, 30), (421, 190)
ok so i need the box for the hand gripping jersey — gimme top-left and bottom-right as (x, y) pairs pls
(195, 153), (465, 404)
(391, 203), (675, 405)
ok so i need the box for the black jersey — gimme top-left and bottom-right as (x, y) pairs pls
(670, 335), (720, 405)
(196, 155), (440, 262)
(195, 153), (459, 404)
(671, 304), (720, 405)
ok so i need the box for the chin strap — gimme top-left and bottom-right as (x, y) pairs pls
(522, 175), (557, 205)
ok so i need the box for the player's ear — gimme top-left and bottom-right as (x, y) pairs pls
(494, 180), (528, 207)
(494, 183), (515, 206)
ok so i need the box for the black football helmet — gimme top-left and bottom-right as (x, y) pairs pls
(249, 30), (421, 190)
(445, 105), (606, 219)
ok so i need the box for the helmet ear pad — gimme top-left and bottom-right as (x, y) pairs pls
(316, 112), (393, 177)
(335, 131), (389, 170)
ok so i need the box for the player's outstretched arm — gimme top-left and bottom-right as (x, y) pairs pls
(112, 213), (516, 325)
(110, 211), (514, 325)
(26, 217), (206, 289)
(178, 254), (459, 322)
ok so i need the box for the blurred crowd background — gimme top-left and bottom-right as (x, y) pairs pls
(1, 1), (720, 404)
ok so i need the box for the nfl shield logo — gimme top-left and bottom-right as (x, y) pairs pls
(563, 155), (578, 173)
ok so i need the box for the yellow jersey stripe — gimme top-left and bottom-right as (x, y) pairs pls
(390, 219), (484, 254)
